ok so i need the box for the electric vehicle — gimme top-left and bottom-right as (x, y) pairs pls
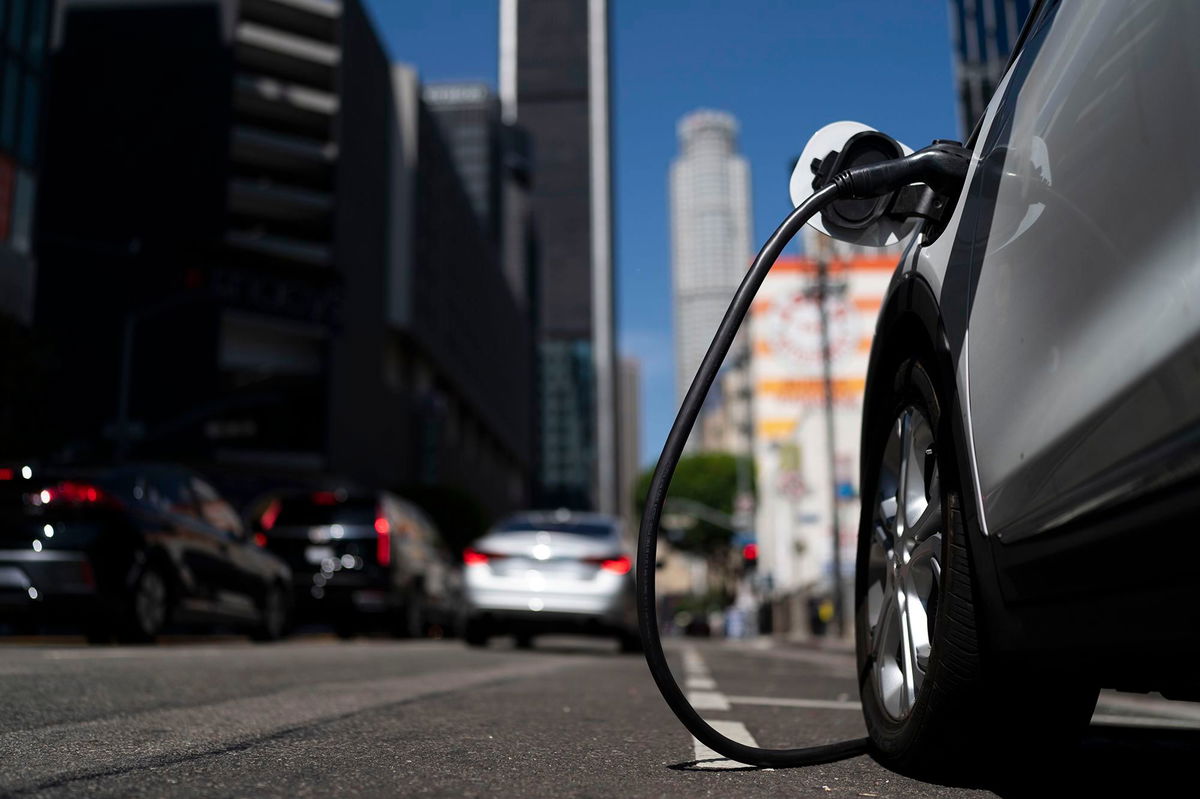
(463, 511), (639, 650)
(638, 0), (1200, 776)
(845, 0), (1200, 772)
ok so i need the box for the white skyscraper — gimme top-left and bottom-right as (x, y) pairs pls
(669, 110), (753, 451)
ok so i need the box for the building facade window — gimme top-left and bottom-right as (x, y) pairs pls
(0, 0), (47, 168)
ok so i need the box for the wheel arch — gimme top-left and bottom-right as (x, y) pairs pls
(138, 545), (182, 603)
(864, 271), (1015, 655)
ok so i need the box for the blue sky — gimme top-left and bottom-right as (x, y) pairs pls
(365, 0), (959, 468)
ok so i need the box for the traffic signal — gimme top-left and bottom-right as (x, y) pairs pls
(741, 542), (758, 571)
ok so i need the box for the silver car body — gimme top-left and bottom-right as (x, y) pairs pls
(844, 0), (1200, 673)
(465, 512), (636, 633)
(903, 0), (1200, 548)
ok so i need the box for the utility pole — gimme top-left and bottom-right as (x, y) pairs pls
(814, 244), (846, 637)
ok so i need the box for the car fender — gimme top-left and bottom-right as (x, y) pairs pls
(865, 263), (1019, 656)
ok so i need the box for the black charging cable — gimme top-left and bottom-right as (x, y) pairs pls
(635, 142), (970, 769)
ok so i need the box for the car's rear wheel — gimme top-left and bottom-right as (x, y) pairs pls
(119, 565), (171, 644)
(252, 584), (288, 642)
(393, 589), (426, 639)
(464, 618), (488, 648)
(618, 630), (643, 654)
(856, 358), (1097, 775)
(333, 618), (358, 640)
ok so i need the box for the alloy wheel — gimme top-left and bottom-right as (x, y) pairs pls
(864, 406), (942, 721)
(135, 569), (168, 636)
(262, 587), (286, 639)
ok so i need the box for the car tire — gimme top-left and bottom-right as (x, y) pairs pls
(251, 584), (288, 642)
(394, 590), (426, 639)
(514, 633), (534, 650)
(856, 357), (1097, 775)
(464, 619), (488, 648)
(333, 618), (358, 640)
(618, 630), (643, 654)
(118, 564), (171, 644)
(84, 617), (113, 644)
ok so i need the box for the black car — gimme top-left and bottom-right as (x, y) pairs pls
(0, 464), (292, 642)
(249, 488), (462, 639)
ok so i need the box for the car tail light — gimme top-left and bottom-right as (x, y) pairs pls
(375, 510), (391, 566)
(588, 555), (632, 575)
(0, 468), (12, 480)
(259, 498), (281, 531)
(34, 481), (120, 508)
(464, 547), (509, 566)
(253, 532), (268, 548)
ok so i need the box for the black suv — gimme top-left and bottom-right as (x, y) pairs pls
(250, 488), (462, 638)
(0, 463), (292, 642)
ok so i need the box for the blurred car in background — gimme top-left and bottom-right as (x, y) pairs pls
(0, 463), (292, 642)
(249, 488), (462, 638)
(463, 510), (639, 651)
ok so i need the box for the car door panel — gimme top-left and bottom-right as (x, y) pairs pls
(962, 0), (1200, 545)
(190, 475), (260, 619)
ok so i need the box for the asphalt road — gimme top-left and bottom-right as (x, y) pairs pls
(3, 635), (1200, 798)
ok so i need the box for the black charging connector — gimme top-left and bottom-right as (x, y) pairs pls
(811, 137), (971, 245)
(636, 139), (971, 770)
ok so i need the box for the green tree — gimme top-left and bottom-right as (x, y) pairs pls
(632, 452), (754, 556)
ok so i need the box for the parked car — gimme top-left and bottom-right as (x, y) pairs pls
(0, 463), (291, 642)
(830, 0), (1200, 773)
(249, 488), (462, 638)
(463, 510), (639, 651)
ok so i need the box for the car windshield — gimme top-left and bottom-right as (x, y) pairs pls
(274, 497), (375, 527)
(493, 520), (613, 538)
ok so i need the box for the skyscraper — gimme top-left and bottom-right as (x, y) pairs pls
(669, 110), (752, 451)
(500, 0), (616, 513)
(423, 81), (535, 312)
(0, 0), (51, 327)
(948, 0), (1034, 136)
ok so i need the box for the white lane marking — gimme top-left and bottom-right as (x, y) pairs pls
(692, 720), (765, 770)
(34, 640), (449, 662)
(688, 691), (731, 711)
(727, 695), (861, 711)
(680, 647), (770, 770)
(1091, 714), (1200, 730)
(43, 650), (145, 660)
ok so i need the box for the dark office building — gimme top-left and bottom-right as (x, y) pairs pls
(502, 0), (616, 513)
(948, 0), (1034, 136)
(32, 0), (531, 520)
(423, 84), (501, 243)
(423, 81), (536, 313)
(0, 0), (52, 326)
(389, 66), (534, 517)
